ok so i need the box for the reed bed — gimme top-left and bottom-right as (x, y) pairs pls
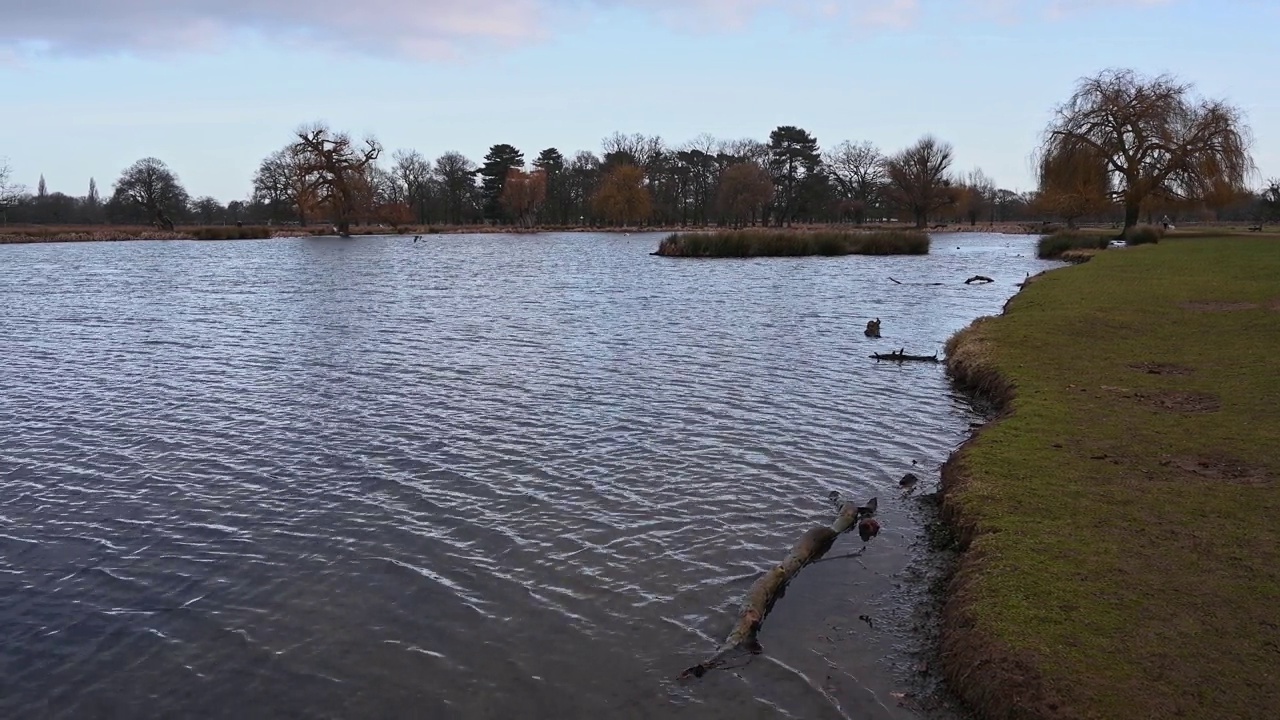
(655, 229), (930, 258)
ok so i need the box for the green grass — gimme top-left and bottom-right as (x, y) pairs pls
(942, 237), (1280, 719)
(1036, 229), (1110, 259)
(656, 229), (930, 257)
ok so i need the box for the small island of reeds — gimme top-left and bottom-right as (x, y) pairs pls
(654, 229), (931, 258)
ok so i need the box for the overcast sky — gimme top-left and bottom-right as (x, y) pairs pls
(2, 0), (1276, 202)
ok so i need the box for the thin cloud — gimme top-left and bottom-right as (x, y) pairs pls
(0, 0), (1177, 59)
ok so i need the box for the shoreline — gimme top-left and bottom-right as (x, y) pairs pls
(0, 223), (1050, 246)
(939, 312), (1052, 719)
(934, 238), (1280, 719)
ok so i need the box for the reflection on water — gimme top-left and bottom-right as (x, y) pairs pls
(0, 232), (1054, 719)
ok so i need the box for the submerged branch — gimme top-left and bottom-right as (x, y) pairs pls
(679, 494), (879, 680)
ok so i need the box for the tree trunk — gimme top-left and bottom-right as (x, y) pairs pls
(1122, 200), (1140, 235)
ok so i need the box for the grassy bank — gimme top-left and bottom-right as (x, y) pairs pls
(941, 237), (1280, 719)
(655, 229), (930, 257)
(1036, 229), (1109, 259)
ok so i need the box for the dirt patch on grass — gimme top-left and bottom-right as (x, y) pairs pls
(1179, 300), (1259, 312)
(1143, 391), (1221, 413)
(1160, 455), (1275, 486)
(1059, 249), (1097, 264)
(1128, 362), (1194, 376)
(1269, 297), (1280, 312)
(1102, 387), (1220, 414)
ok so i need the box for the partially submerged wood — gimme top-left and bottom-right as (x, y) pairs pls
(964, 275), (994, 284)
(865, 318), (881, 337)
(889, 276), (945, 286)
(680, 494), (877, 680)
(872, 348), (940, 362)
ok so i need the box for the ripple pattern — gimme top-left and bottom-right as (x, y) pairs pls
(0, 233), (1057, 718)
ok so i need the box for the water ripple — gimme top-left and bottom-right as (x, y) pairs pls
(0, 232), (1056, 719)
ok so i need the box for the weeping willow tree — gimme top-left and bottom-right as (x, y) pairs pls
(1038, 69), (1254, 232)
(1036, 142), (1112, 228)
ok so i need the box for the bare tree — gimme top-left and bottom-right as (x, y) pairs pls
(291, 123), (382, 235)
(826, 140), (886, 224)
(0, 158), (23, 223)
(885, 136), (955, 227)
(433, 151), (477, 226)
(392, 149), (434, 224)
(253, 147), (316, 225)
(111, 157), (189, 230)
(720, 138), (771, 167)
(601, 132), (665, 171)
(1039, 69), (1253, 232)
(193, 196), (224, 225)
(1261, 178), (1280, 222)
(960, 169), (997, 226)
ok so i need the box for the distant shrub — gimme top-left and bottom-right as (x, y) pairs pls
(1125, 224), (1164, 245)
(656, 229), (930, 258)
(190, 226), (272, 240)
(1037, 230), (1108, 259)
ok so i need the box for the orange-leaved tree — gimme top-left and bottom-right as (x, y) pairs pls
(593, 164), (651, 227)
(500, 168), (548, 228)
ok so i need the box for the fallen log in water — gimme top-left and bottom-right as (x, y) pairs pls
(964, 275), (995, 284)
(680, 494), (877, 680)
(871, 348), (940, 362)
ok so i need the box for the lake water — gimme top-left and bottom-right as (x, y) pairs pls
(0, 232), (1056, 719)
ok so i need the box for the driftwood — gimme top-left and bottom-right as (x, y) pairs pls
(889, 277), (945, 287)
(964, 275), (994, 284)
(680, 494), (878, 680)
(872, 348), (940, 362)
(865, 318), (881, 338)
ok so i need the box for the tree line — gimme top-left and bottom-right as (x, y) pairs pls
(1, 70), (1272, 232)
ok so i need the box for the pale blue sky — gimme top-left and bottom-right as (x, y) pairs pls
(2, 0), (1277, 202)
